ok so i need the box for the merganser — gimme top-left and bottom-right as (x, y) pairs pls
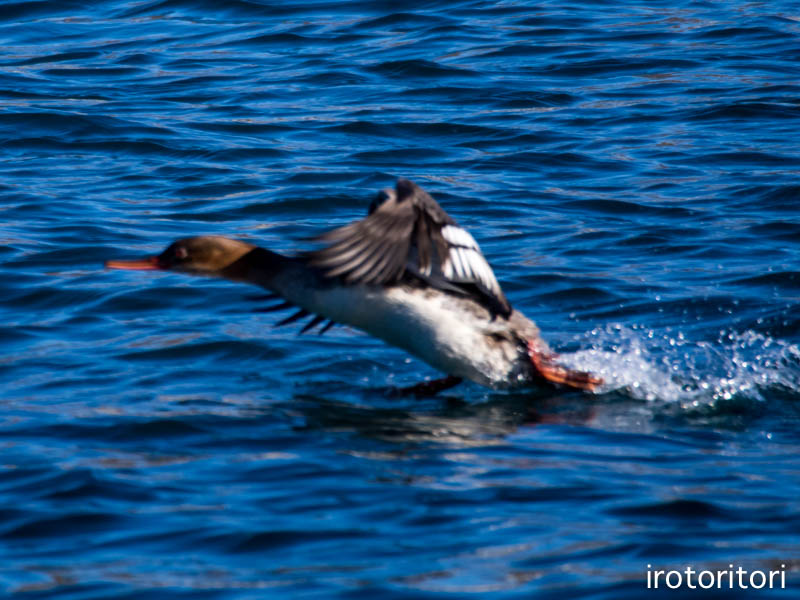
(106, 179), (601, 392)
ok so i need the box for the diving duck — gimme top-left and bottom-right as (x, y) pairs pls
(106, 179), (601, 393)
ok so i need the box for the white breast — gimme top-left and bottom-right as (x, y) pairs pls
(274, 277), (523, 387)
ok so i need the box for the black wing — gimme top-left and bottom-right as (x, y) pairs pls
(308, 178), (511, 316)
(306, 180), (419, 285)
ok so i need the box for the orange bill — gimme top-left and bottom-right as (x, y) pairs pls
(105, 256), (161, 270)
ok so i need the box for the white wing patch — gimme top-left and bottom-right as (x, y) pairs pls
(441, 224), (478, 249)
(441, 225), (502, 296)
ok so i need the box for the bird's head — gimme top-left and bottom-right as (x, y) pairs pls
(105, 236), (256, 275)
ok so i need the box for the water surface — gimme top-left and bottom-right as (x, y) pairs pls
(1, 1), (800, 598)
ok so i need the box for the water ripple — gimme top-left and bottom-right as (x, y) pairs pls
(1, 0), (800, 598)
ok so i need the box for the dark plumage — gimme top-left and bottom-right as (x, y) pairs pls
(105, 179), (603, 391)
(307, 178), (511, 317)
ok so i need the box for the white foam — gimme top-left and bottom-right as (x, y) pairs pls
(556, 323), (800, 405)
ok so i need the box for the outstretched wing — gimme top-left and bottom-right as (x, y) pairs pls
(433, 222), (509, 316)
(307, 186), (416, 285)
(308, 178), (511, 316)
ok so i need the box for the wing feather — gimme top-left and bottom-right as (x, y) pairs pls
(307, 189), (414, 285)
(452, 247), (468, 279)
(318, 320), (336, 335)
(276, 309), (309, 327)
(307, 178), (511, 316)
(300, 314), (327, 334)
(344, 236), (395, 283)
(437, 224), (508, 314)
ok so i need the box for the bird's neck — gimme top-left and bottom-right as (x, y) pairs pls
(217, 247), (284, 283)
(219, 246), (323, 300)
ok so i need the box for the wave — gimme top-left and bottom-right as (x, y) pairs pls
(559, 324), (800, 405)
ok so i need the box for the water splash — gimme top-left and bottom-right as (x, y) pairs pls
(558, 324), (800, 405)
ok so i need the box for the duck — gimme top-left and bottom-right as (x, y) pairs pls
(106, 178), (601, 393)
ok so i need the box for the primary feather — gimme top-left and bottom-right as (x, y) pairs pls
(307, 178), (511, 317)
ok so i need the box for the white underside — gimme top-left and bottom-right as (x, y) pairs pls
(273, 276), (525, 388)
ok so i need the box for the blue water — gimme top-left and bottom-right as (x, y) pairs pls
(2, 1), (800, 598)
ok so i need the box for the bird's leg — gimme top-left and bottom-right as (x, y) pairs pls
(394, 375), (463, 397)
(527, 340), (603, 391)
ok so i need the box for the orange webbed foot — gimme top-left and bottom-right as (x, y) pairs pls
(528, 341), (603, 392)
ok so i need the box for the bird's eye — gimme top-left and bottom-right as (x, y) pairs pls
(175, 246), (189, 259)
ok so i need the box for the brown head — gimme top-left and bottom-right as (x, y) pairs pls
(106, 236), (256, 276)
